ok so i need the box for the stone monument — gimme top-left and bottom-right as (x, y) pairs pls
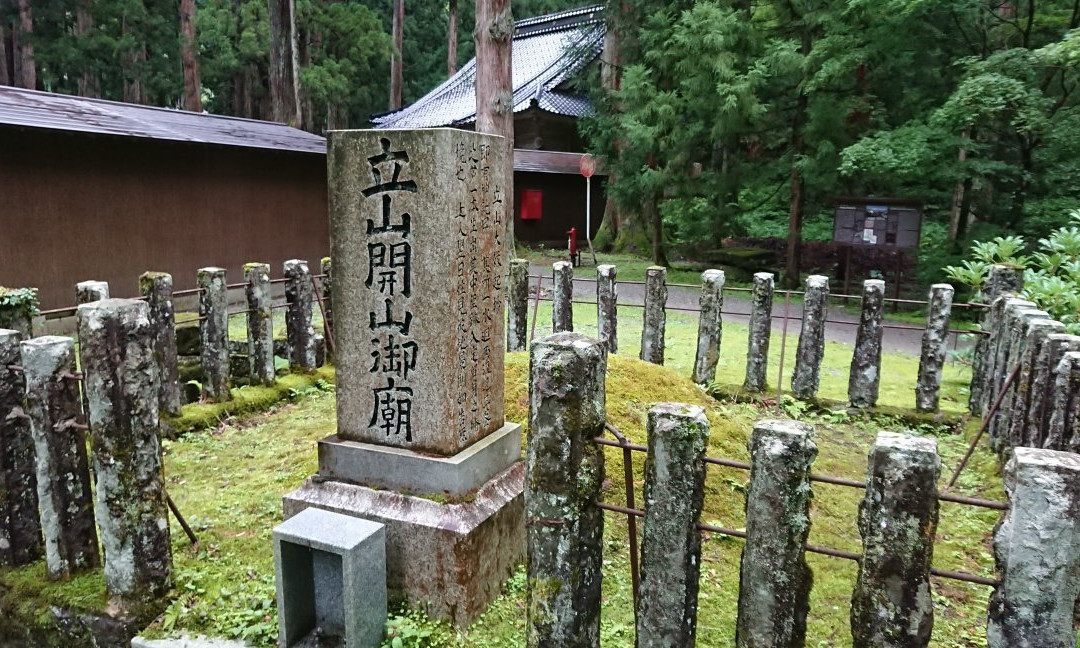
(284, 128), (524, 626)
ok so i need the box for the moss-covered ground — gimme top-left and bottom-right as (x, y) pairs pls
(1, 305), (1002, 647)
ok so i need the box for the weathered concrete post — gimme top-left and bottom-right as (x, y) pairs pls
(245, 263), (275, 386)
(21, 336), (99, 579)
(552, 260), (574, 333)
(285, 259), (317, 371)
(640, 266), (668, 365)
(76, 280), (109, 304)
(596, 264), (618, 354)
(139, 272), (182, 416)
(915, 283), (955, 413)
(692, 270), (725, 385)
(197, 267), (230, 402)
(526, 332), (606, 648)
(0, 329), (42, 567)
(77, 299), (171, 603)
(1030, 334), (1080, 448)
(849, 279), (886, 408)
(970, 265), (1024, 414)
(743, 273), (774, 393)
(507, 259), (529, 352)
(791, 275), (829, 399)
(850, 432), (940, 647)
(319, 256), (333, 358)
(1048, 351), (1080, 452)
(1005, 319), (1066, 450)
(636, 403), (710, 647)
(986, 447), (1080, 648)
(736, 419), (816, 648)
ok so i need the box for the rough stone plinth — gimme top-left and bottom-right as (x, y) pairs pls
(507, 259), (529, 352)
(1048, 351), (1080, 452)
(736, 419), (816, 648)
(21, 335), (99, 579)
(140, 272), (182, 416)
(743, 273), (774, 393)
(850, 432), (940, 647)
(989, 305), (1050, 452)
(319, 257), (334, 359)
(328, 129), (507, 456)
(77, 298), (171, 604)
(915, 283), (954, 413)
(692, 270), (724, 385)
(1030, 334), (1080, 448)
(244, 263), (275, 386)
(285, 259), (317, 371)
(849, 279), (886, 408)
(0, 329), (42, 567)
(986, 448), (1080, 648)
(283, 463), (524, 628)
(596, 264), (618, 354)
(636, 403), (709, 648)
(273, 507), (386, 648)
(526, 333), (606, 648)
(76, 280), (109, 304)
(1005, 319), (1065, 451)
(552, 261), (574, 334)
(640, 266), (667, 365)
(198, 267), (230, 402)
(791, 275), (828, 399)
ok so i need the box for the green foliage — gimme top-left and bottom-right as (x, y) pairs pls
(0, 287), (40, 317)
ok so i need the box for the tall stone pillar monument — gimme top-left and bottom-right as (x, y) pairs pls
(284, 129), (524, 626)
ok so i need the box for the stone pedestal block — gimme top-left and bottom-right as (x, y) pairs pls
(692, 270), (724, 385)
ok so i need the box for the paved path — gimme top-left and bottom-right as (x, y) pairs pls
(528, 263), (975, 356)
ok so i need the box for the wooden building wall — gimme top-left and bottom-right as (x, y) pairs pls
(0, 127), (328, 308)
(514, 171), (606, 246)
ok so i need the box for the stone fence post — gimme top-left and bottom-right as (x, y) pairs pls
(969, 265), (1024, 414)
(596, 264), (618, 354)
(987, 448), (1080, 648)
(1030, 334), (1080, 448)
(636, 403), (710, 647)
(140, 272), (182, 416)
(76, 280), (109, 304)
(320, 256), (333, 358)
(21, 335), (99, 579)
(0, 329), (42, 567)
(640, 266), (668, 365)
(791, 275), (828, 399)
(849, 279), (885, 408)
(1005, 319), (1065, 451)
(983, 298), (1036, 423)
(850, 433), (940, 647)
(526, 332), (605, 648)
(1048, 351), (1080, 452)
(507, 259), (529, 352)
(915, 283), (954, 413)
(989, 303), (1049, 453)
(198, 267), (230, 402)
(552, 261), (574, 333)
(736, 419), (816, 648)
(743, 273), (774, 393)
(245, 263), (275, 386)
(77, 299), (172, 603)
(285, 259), (317, 371)
(692, 270), (724, 385)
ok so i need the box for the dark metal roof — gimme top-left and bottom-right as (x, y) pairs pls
(0, 86), (326, 154)
(373, 5), (603, 129)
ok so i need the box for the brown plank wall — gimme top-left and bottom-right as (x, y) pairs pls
(0, 127), (328, 308)
(514, 171), (606, 246)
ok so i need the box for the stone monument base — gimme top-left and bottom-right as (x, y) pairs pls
(282, 462), (524, 627)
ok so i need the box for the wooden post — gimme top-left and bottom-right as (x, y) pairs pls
(389, 0), (404, 109)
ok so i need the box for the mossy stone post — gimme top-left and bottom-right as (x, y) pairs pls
(507, 259), (529, 352)
(76, 280), (109, 304)
(791, 275), (829, 399)
(850, 432), (940, 648)
(640, 266), (667, 365)
(552, 260), (573, 333)
(285, 259), (317, 371)
(969, 265), (1024, 414)
(1029, 334), (1080, 448)
(139, 272), (181, 416)
(915, 283), (954, 413)
(736, 419), (816, 648)
(692, 269), (724, 385)
(1006, 319), (1065, 450)
(0, 329), (42, 567)
(1048, 351), (1080, 452)
(990, 305), (1049, 453)
(526, 332), (605, 648)
(21, 335), (99, 579)
(636, 403), (710, 647)
(245, 263), (275, 386)
(77, 298), (171, 603)
(986, 448), (1080, 648)
(197, 267), (230, 402)
(975, 296), (1025, 415)
(743, 272), (774, 393)
(596, 264), (618, 354)
(319, 257), (333, 359)
(849, 279), (885, 408)
(983, 298), (1036, 421)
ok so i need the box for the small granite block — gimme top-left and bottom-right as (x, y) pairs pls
(273, 508), (386, 648)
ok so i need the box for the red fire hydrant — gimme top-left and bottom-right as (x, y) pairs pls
(567, 227), (580, 266)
